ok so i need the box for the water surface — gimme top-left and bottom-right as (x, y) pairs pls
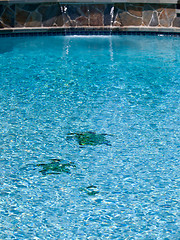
(0, 35), (179, 239)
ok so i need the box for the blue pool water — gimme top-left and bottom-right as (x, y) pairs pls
(0, 35), (179, 239)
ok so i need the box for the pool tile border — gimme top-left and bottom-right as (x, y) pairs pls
(1, 27), (180, 37)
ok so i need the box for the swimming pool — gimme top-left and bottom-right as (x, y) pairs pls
(0, 35), (179, 239)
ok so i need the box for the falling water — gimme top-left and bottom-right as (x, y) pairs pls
(61, 6), (67, 14)
(60, 5), (68, 35)
(110, 6), (114, 34)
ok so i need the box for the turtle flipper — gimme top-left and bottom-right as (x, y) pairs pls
(105, 140), (112, 146)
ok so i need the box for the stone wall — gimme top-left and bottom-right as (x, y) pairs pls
(0, 2), (180, 29)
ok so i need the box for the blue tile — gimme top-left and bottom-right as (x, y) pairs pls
(0, 29), (180, 38)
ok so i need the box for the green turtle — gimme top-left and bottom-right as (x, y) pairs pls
(37, 159), (76, 175)
(66, 131), (111, 146)
(80, 185), (99, 196)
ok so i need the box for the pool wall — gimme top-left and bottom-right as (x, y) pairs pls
(0, 0), (180, 34)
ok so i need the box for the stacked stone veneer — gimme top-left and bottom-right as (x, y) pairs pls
(0, 3), (180, 29)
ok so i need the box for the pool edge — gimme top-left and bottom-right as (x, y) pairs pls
(1, 26), (180, 37)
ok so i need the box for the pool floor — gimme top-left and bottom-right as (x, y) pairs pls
(0, 35), (179, 239)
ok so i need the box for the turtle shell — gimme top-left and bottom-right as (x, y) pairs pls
(37, 159), (76, 175)
(67, 131), (111, 146)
